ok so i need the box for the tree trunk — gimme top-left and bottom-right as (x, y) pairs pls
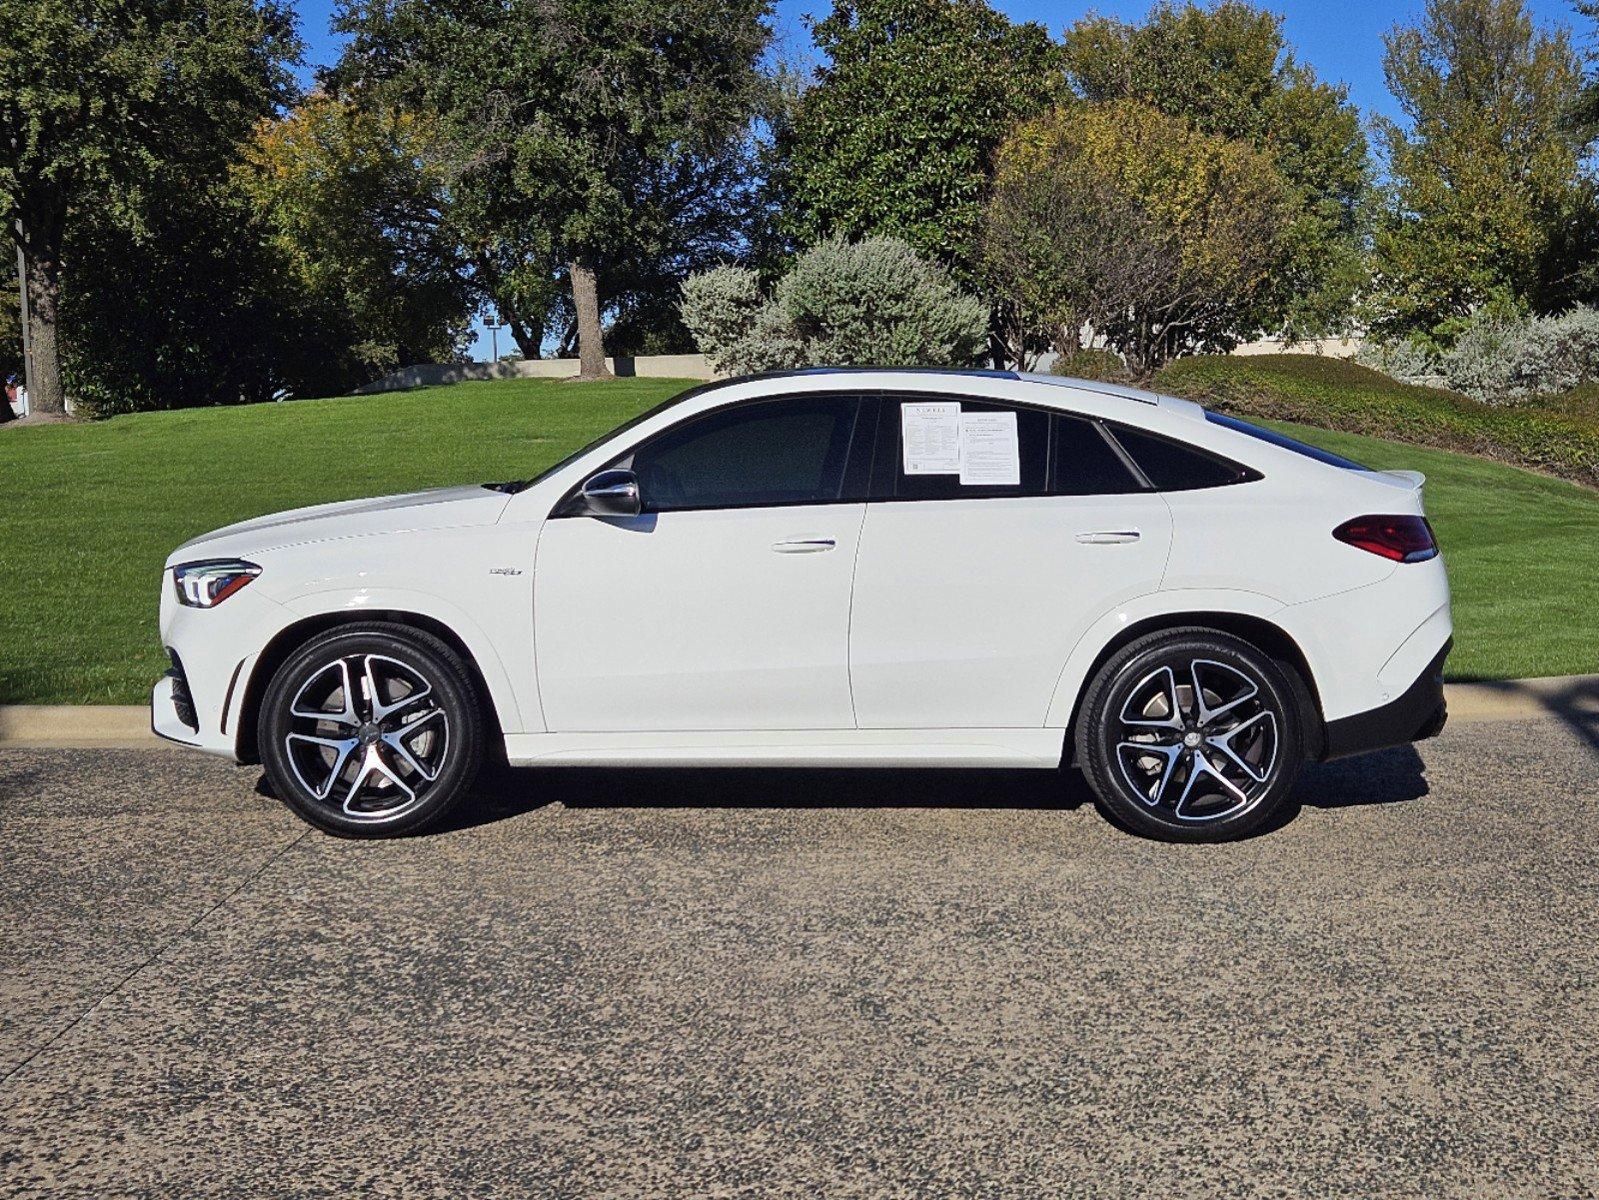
(16, 208), (67, 417)
(568, 256), (611, 381)
(508, 314), (542, 359)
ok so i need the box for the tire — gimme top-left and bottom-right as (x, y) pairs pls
(1076, 628), (1306, 843)
(258, 623), (484, 838)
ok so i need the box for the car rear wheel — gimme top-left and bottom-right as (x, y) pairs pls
(1077, 628), (1305, 842)
(259, 623), (484, 837)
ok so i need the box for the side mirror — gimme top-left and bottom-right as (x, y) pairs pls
(580, 468), (641, 517)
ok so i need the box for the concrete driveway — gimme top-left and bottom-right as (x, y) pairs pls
(2, 714), (1596, 1198)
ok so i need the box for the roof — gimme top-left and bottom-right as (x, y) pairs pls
(720, 366), (1198, 417)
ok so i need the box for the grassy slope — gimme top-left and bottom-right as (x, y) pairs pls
(1155, 353), (1599, 488)
(1, 373), (1594, 703)
(0, 378), (682, 704)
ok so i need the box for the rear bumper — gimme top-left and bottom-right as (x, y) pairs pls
(1321, 640), (1450, 761)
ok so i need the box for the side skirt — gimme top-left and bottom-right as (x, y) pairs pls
(503, 728), (1067, 769)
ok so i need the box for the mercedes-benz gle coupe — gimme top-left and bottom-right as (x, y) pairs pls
(153, 369), (1450, 842)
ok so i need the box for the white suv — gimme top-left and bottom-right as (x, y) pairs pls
(153, 369), (1451, 842)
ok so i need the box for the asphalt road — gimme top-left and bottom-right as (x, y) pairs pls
(2, 716), (1596, 1198)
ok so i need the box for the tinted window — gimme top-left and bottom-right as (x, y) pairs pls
(629, 395), (861, 512)
(1052, 415), (1144, 495)
(876, 396), (1050, 500)
(1109, 425), (1254, 491)
(1204, 410), (1369, 471)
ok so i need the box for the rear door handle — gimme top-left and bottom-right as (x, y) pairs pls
(772, 538), (837, 553)
(1075, 530), (1141, 545)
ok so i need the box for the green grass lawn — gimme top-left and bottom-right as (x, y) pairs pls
(1, 374), (1595, 703)
(0, 377), (686, 704)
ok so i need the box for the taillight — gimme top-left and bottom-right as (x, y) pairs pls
(1332, 515), (1438, 563)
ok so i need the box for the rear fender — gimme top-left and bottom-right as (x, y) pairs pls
(1044, 589), (1293, 729)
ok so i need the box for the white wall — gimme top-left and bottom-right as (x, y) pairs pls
(354, 353), (715, 394)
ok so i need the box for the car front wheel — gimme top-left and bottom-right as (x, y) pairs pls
(258, 623), (484, 837)
(1078, 628), (1306, 842)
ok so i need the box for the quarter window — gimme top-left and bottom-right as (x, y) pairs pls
(1108, 425), (1255, 491)
(628, 395), (862, 512)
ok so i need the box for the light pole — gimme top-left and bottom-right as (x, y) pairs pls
(483, 314), (505, 366)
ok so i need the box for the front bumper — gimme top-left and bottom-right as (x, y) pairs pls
(155, 569), (286, 759)
(1321, 640), (1450, 761)
(151, 672), (200, 747)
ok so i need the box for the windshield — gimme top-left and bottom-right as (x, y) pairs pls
(1204, 410), (1368, 471)
(484, 386), (704, 493)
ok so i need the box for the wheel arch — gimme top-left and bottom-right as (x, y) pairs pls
(234, 610), (509, 765)
(1060, 610), (1325, 765)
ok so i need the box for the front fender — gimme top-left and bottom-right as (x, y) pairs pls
(274, 587), (536, 736)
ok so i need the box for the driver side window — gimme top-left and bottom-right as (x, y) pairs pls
(627, 395), (864, 513)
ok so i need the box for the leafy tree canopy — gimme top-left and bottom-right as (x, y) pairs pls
(1061, 1), (1369, 339)
(1369, 0), (1599, 345)
(235, 95), (472, 384)
(332, 0), (773, 376)
(781, 0), (1065, 281)
(0, 0), (301, 413)
(985, 100), (1295, 374)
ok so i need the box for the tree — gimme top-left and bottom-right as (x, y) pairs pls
(1369, 0), (1598, 344)
(1581, 2), (1599, 138)
(983, 101), (1295, 375)
(0, 0), (299, 415)
(1061, 2), (1370, 340)
(333, 0), (772, 380)
(234, 95), (472, 390)
(780, 0), (1064, 282)
(540, 128), (773, 359)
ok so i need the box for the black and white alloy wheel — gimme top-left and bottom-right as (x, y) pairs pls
(259, 624), (483, 837)
(1079, 629), (1305, 842)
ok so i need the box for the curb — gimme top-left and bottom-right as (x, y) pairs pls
(0, 705), (177, 750)
(1443, 674), (1599, 724)
(2, 675), (1595, 750)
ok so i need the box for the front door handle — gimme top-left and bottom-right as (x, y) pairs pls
(772, 538), (837, 553)
(1075, 530), (1141, 545)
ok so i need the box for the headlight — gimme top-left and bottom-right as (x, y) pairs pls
(172, 559), (261, 608)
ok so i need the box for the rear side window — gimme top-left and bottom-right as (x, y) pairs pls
(1052, 415), (1144, 495)
(1204, 410), (1369, 471)
(1108, 425), (1256, 491)
(876, 396), (1051, 499)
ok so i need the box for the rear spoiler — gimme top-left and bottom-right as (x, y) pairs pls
(1362, 468), (1426, 493)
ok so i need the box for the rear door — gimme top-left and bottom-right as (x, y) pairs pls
(847, 394), (1173, 729)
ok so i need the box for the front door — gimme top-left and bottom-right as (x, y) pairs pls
(849, 396), (1174, 728)
(534, 393), (871, 732)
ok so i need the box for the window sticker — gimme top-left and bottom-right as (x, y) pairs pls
(958, 411), (1021, 486)
(900, 401), (962, 474)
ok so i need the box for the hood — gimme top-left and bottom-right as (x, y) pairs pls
(168, 485), (513, 564)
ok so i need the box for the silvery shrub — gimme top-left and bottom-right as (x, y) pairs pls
(1360, 306), (1599, 402)
(681, 236), (988, 375)
(1355, 338), (1440, 386)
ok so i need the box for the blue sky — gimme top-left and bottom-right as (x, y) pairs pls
(294, 0), (1593, 122)
(291, 0), (1594, 357)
